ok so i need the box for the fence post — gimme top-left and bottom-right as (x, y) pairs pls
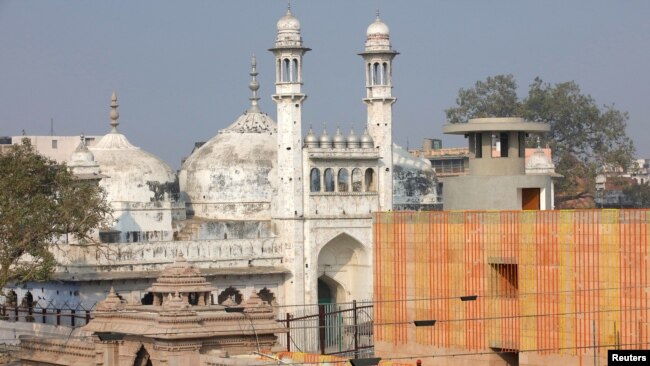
(353, 300), (359, 358)
(56, 309), (61, 326)
(71, 309), (76, 327)
(285, 312), (291, 352)
(42, 308), (46, 324)
(318, 304), (326, 355)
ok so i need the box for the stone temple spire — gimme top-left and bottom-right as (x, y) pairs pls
(248, 55), (261, 113)
(109, 91), (119, 133)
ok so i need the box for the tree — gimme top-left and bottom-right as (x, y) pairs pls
(0, 139), (111, 292)
(623, 182), (650, 208)
(445, 75), (636, 206)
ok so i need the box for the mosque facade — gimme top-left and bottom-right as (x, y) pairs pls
(4, 8), (438, 310)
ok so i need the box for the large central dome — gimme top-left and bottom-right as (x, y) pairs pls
(179, 57), (278, 221)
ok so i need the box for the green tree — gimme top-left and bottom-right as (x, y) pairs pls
(623, 182), (650, 208)
(0, 139), (111, 291)
(446, 75), (636, 206)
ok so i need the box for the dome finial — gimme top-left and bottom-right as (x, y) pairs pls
(376, 9), (380, 20)
(109, 91), (119, 133)
(79, 133), (86, 148)
(287, 0), (292, 14)
(248, 55), (261, 113)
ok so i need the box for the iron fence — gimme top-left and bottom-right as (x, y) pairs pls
(277, 300), (373, 357)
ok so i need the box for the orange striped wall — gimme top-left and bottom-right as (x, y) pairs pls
(373, 210), (650, 357)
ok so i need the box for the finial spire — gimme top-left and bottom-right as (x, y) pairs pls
(109, 91), (119, 133)
(248, 55), (261, 113)
(376, 9), (380, 20)
(79, 133), (86, 148)
(287, 1), (292, 14)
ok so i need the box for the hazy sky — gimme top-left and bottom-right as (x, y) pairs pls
(1, 1), (649, 169)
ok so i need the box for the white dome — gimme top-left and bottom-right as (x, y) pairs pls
(367, 19), (389, 37)
(526, 147), (556, 175)
(277, 10), (300, 32)
(91, 133), (175, 203)
(180, 111), (278, 221)
(91, 93), (175, 203)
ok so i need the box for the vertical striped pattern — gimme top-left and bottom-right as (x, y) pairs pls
(373, 209), (650, 356)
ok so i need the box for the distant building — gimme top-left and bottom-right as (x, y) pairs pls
(10, 135), (100, 163)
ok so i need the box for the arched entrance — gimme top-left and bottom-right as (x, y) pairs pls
(133, 346), (152, 366)
(316, 233), (370, 304)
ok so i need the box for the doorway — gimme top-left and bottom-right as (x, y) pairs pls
(522, 188), (541, 210)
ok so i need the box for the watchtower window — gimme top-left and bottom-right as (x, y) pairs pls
(518, 132), (526, 157)
(292, 58), (299, 82)
(470, 133), (482, 158)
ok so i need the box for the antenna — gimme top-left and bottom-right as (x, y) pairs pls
(50, 118), (54, 136)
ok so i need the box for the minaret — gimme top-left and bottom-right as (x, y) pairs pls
(269, 5), (310, 306)
(359, 12), (398, 210)
(270, 4), (310, 219)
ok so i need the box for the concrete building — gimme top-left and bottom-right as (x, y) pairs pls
(3, 8), (438, 331)
(442, 117), (555, 210)
(10, 135), (101, 163)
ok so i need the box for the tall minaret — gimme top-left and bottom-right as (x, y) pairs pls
(359, 12), (398, 210)
(270, 4), (310, 219)
(270, 5), (310, 306)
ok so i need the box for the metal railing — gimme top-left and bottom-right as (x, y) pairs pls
(278, 300), (373, 358)
(0, 301), (94, 328)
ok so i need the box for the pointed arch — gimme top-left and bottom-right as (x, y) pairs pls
(133, 345), (152, 366)
(317, 233), (371, 303)
(324, 168), (335, 192)
(218, 286), (243, 304)
(337, 168), (349, 192)
(258, 287), (276, 304)
(310, 168), (321, 192)
(351, 168), (363, 192)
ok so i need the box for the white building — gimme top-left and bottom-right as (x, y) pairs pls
(5, 8), (437, 312)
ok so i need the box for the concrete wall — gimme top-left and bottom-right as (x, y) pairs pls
(444, 175), (552, 210)
(0, 321), (89, 346)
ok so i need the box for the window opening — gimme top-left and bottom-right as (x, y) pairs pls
(338, 168), (349, 192)
(324, 168), (335, 192)
(310, 168), (321, 192)
(351, 168), (363, 192)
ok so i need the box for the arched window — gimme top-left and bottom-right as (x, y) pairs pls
(218, 286), (243, 305)
(258, 287), (276, 305)
(338, 168), (349, 192)
(367, 63), (373, 85)
(141, 292), (153, 305)
(352, 168), (363, 192)
(382, 62), (389, 84)
(276, 59), (281, 83)
(373, 63), (380, 85)
(324, 168), (335, 192)
(292, 58), (299, 82)
(365, 168), (376, 192)
(310, 168), (321, 192)
(282, 58), (291, 82)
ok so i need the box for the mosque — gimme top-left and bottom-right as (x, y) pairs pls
(5, 7), (438, 310)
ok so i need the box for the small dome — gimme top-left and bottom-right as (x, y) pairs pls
(277, 9), (300, 32)
(360, 129), (374, 148)
(304, 127), (319, 147)
(319, 129), (333, 148)
(333, 127), (346, 148)
(367, 18), (390, 37)
(526, 146), (557, 175)
(347, 129), (360, 148)
(69, 135), (95, 165)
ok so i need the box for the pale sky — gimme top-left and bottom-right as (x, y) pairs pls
(1, 0), (649, 169)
